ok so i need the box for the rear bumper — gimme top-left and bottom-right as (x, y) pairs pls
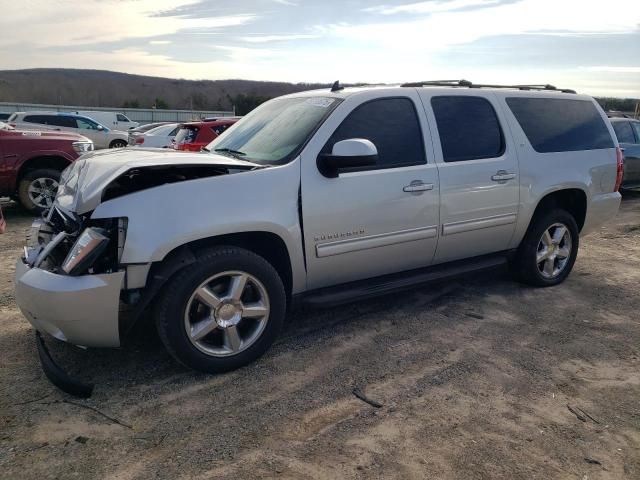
(14, 258), (124, 347)
(582, 192), (622, 236)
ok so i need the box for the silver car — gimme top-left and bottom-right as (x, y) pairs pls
(9, 111), (129, 149)
(15, 82), (622, 380)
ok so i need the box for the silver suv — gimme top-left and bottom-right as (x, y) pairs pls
(8, 111), (129, 149)
(15, 81), (623, 378)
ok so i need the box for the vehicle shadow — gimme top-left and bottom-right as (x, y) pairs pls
(33, 270), (488, 397)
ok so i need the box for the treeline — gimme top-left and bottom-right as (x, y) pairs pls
(595, 97), (639, 113)
(0, 69), (637, 116)
(0, 69), (327, 113)
(121, 93), (271, 115)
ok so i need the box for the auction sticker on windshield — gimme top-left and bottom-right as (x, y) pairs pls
(305, 98), (335, 108)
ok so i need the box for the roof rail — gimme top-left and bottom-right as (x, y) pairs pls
(400, 79), (576, 94)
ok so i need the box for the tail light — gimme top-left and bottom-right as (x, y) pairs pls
(135, 136), (144, 145)
(614, 146), (624, 192)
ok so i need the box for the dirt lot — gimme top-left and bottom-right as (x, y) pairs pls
(0, 195), (639, 480)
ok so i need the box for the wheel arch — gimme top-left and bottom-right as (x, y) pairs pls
(16, 155), (72, 187)
(129, 231), (295, 326)
(530, 188), (587, 232)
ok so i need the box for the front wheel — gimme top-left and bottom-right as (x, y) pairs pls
(511, 208), (579, 287)
(109, 140), (127, 149)
(17, 169), (61, 213)
(155, 247), (286, 373)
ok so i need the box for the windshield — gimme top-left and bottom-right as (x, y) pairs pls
(206, 96), (341, 164)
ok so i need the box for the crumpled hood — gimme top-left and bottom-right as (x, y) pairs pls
(56, 148), (261, 214)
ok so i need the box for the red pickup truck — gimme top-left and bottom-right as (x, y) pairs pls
(0, 123), (93, 212)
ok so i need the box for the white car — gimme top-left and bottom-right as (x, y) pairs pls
(8, 112), (129, 149)
(75, 111), (139, 130)
(130, 123), (179, 148)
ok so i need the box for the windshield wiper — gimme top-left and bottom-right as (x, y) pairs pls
(214, 148), (247, 157)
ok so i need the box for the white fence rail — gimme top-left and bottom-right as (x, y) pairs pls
(0, 102), (235, 124)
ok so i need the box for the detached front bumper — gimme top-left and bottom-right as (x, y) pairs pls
(14, 258), (124, 348)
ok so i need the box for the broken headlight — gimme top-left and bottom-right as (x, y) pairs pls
(61, 227), (110, 275)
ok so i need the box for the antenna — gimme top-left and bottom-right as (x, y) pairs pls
(331, 80), (344, 92)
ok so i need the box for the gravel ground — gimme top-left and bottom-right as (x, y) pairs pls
(1, 194), (639, 480)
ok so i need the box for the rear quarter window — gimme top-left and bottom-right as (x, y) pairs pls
(612, 121), (636, 144)
(506, 97), (614, 153)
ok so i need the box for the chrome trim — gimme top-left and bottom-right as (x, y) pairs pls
(442, 213), (517, 236)
(316, 226), (438, 258)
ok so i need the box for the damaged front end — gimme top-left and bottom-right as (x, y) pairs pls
(16, 207), (126, 397)
(17, 205), (126, 348)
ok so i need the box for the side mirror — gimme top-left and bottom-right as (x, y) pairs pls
(317, 138), (378, 178)
(97, 125), (104, 131)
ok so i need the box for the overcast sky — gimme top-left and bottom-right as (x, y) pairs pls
(1, 0), (639, 97)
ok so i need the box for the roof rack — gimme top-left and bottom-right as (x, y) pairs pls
(400, 79), (576, 94)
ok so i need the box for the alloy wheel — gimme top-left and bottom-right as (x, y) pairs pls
(183, 271), (270, 357)
(536, 222), (572, 279)
(27, 177), (59, 209)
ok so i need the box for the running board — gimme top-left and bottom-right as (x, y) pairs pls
(299, 252), (510, 308)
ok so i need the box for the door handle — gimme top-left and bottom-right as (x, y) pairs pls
(403, 181), (434, 193)
(491, 170), (516, 182)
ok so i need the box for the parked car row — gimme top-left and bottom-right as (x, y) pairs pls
(128, 118), (239, 150)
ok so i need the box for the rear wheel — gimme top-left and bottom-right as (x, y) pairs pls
(155, 247), (286, 373)
(17, 169), (61, 213)
(511, 208), (579, 287)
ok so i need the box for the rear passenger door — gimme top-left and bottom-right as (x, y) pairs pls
(418, 92), (519, 263)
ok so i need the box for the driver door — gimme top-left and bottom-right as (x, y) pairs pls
(300, 91), (440, 290)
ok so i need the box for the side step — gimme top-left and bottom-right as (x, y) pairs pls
(299, 252), (510, 308)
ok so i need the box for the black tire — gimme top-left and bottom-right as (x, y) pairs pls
(109, 140), (127, 148)
(155, 246), (286, 373)
(511, 208), (579, 287)
(17, 168), (61, 213)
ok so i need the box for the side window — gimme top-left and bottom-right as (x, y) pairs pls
(506, 97), (614, 152)
(117, 114), (129, 122)
(169, 127), (179, 136)
(212, 125), (229, 136)
(632, 123), (640, 144)
(613, 121), (635, 144)
(76, 117), (99, 130)
(431, 96), (505, 162)
(48, 116), (76, 128)
(24, 115), (47, 124)
(324, 97), (426, 168)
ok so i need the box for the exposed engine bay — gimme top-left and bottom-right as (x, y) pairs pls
(27, 163), (256, 276)
(101, 164), (235, 203)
